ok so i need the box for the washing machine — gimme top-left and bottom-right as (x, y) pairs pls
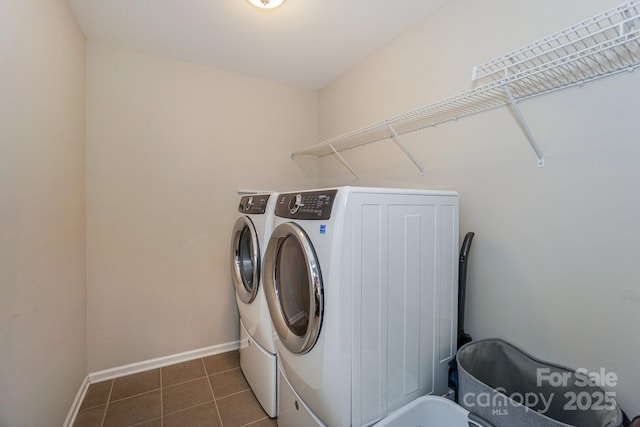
(262, 187), (459, 427)
(230, 193), (278, 417)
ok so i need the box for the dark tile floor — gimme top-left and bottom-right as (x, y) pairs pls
(73, 350), (277, 427)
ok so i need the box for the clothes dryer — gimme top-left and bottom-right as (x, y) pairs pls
(230, 193), (278, 417)
(262, 187), (459, 427)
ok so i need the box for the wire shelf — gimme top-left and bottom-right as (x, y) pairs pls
(291, 0), (640, 177)
(471, 1), (640, 84)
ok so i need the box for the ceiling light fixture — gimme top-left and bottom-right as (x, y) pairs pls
(247, 0), (285, 10)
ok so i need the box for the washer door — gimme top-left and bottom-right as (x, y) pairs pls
(230, 216), (260, 304)
(263, 222), (323, 354)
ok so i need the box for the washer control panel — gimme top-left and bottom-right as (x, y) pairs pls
(275, 190), (338, 220)
(238, 194), (271, 214)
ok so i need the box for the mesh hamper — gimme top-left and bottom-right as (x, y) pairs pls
(457, 339), (623, 427)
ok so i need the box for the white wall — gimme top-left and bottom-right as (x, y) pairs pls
(319, 0), (640, 417)
(86, 42), (319, 372)
(0, 0), (87, 426)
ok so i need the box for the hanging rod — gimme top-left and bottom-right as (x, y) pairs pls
(290, 0), (640, 174)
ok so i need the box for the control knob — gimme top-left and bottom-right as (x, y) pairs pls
(244, 196), (254, 211)
(288, 194), (304, 214)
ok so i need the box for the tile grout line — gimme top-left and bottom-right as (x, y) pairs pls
(202, 358), (225, 427)
(209, 366), (243, 376)
(162, 400), (216, 418)
(241, 416), (267, 427)
(241, 416), (272, 427)
(215, 387), (252, 402)
(99, 380), (114, 427)
(76, 401), (107, 412)
(162, 374), (208, 390)
(107, 387), (162, 404)
(130, 418), (162, 427)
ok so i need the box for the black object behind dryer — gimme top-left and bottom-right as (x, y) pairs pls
(449, 231), (475, 400)
(458, 232), (474, 348)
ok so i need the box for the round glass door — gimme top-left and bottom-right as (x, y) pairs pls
(263, 222), (323, 354)
(230, 216), (260, 304)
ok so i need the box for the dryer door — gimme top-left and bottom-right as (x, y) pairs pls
(231, 216), (260, 304)
(263, 222), (323, 354)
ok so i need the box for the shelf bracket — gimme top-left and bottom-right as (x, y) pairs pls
(503, 84), (545, 167)
(329, 143), (360, 180)
(388, 125), (426, 176)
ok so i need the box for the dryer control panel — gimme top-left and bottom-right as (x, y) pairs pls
(238, 194), (270, 214)
(275, 190), (338, 220)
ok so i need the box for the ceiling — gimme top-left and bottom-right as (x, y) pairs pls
(68, 0), (451, 89)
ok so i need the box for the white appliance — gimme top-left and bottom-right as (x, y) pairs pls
(230, 193), (278, 417)
(262, 187), (459, 427)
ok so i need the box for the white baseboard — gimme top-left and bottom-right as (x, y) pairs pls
(63, 374), (90, 427)
(88, 341), (240, 383)
(64, 341), (240, 427)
